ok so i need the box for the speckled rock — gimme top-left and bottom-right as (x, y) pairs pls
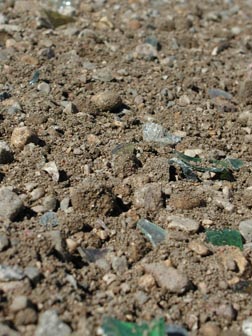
(91, 91), (122, 112)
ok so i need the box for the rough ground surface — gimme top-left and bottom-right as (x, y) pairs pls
(1, 0), (252, 335)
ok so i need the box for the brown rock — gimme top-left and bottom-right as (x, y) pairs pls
(240, 80), (252, 104)
(15, 307), (37, 325)
(169, 192), (205, 210)
(138, 274), (156, 291)
(11, 127), (37, 149)
(217, 246), (248, 275)
(128, 19), (142, 30)
(144, 263), (190, 294)
(200, 322), (221, 336)
(91, 91), (122, 112)
(188, 240), (211, 256)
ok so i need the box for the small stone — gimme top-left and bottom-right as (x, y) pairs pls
(188, 240), (210, 256)
(214, 197), (234, 212)
(127, 19), (141, 30)
(0, 323), (20, 336)
(35, 310), (71, 336)
(144, 263), (190, 294)
(145, 36), (161, 50)
(91, 91), (122, 112)
(169, 192), (205, 210)
(133, 183), (164, 211)
(177, 94), (190, 106)
(208, 88), (232, 100)
(111, 256), (128, 274)
(215, 303), (237, 321)
(242, 188), (252, 208)
(134, 291), (149, 305)
(0, 187), (23, 221)
(11, 126), (37, 149)
(63, 102), (78, 114)
(103, 273), (117, 285)
(42, 161), (59, 182)
(10, 295), (28, 312)
(37, 82), (50, 94)
(30, 187), (45, 201)
(134, 43), (158, 60)
(0, 233), (9, 251)
(92, 67), (114, 82)
(240, 80), (252, 104)
(200, 322), (221, 336)
(138, 274), (156, 291)
(15, 307), (37, 325)
(168, 216), (200, 233)
(60, 197), (70, 211)
(243, 318), (252, 336)
(184, 148), (202, 157)
(0, 265), (25, 281)
(24, 266), (41, 285)
(218, 247), (248, 275)
(42, 195), (57, 211)
(39, 212), (59, 228)
(0, 141), (13, 163)
(239, 219), (252, 242)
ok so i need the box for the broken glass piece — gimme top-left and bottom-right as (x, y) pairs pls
(143, 122), (181, 145)
(137, 219), (167, 247)
(206, 229), (243, 250)
(29, 70), (40, 85)
(42, 9), (75, 28)
(102, 317), (165, 336)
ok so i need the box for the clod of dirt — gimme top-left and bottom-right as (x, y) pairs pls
(169, 192), (206, 210)
(133, 182), (164, 212)
(91, 91), (122, 112)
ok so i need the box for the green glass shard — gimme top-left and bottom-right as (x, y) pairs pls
(206, 229), (243, 250)
(137, 219), (167, 248)
(102, 317), (165, 336)
(42, 9), (75, 28)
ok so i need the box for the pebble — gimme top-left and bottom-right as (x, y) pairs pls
(144, 36), (161, 50)
(208, 88), (232, 100)
(238, 111), (252, 127)
(0, 265), (25, 281)
(169, 192), (205, 210)
(63, 102), (78, 114)
(134, 43), (158, 60)
(92, 67), (114, 82)
(133, 183), (163, 211)
(39, 212), (59, 228)
(242, 188), (252, 208)
(168, 216), (200, 233)
(0, 233), (9, 251)
(239, 219), (252, 242)
(15, 307), (38, 325)
(138, 274), (156, 291)
(177, 94), (190, 106)
(24, 266), (41, 285)
(200, 322), (221, 336)
(215, 303), (237, 321)
(134, 290), (149, 305)
(0, 323), (20, 336)
(0, 141), (13, 163)
(35, 310), (71, 336)
(188, 240), (210, 256)
(242, 318), (252, 336)
(42, 161), (59, 182)
(37, 82), (50, 95)
(111, 256), (128, 274)
(10, 295), (28, 312)
(42, 195), (58, 211)
(11, 126), (37, 149)
(0, 187), (23, 221)
(214, 197), (234, 212)
(60, 197), (70, 211)
(184, 148), (202, 157)
(30, 187), (45, 201)
(143, 263), (190, 294)
(240, 80), (252, 104)
(91, 91), (122, 112)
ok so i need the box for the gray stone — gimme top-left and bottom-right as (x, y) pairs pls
(35, 310), (71, 336)
(63, 102), (78, 114)
(37, 82), (50, 95)
(0, 323), (20, 336)
(0, 265), (25, 281)
(42, 195), (57, 212)
(10, 295), (28, 312)
(142, 122), (181, 145)
(243, 318), (252, 336)
(39, 212), (59, 228)
(24, 266), (41, 285)
(0, 233), (9, 251)
(0, 187), (23, 221)
(92, 67), (114, 82)
(0, 141), (13, 163)
(60, 197), (70, 211)
(134, 43), (158, 60)
(239, 219), (252, 242)
(168, 216), (200, 233)
(144, 263), (189, 294)
(30, 187), (45, 201)
(133, 183), (163, 211)
(111, 256), (128, 274)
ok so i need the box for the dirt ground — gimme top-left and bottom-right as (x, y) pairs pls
(2, 0), (252, 335)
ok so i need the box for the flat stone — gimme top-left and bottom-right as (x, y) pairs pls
(10, 295), (29, 312)
(0, 187), (23, 221)
(144, 263), (190, 294)
(239, 219), (252, 242)
(35, 310), (71, 336)
(133, 183), (163, 211)
(0, 265), (25, 281)
(168, 216), (200, 233)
